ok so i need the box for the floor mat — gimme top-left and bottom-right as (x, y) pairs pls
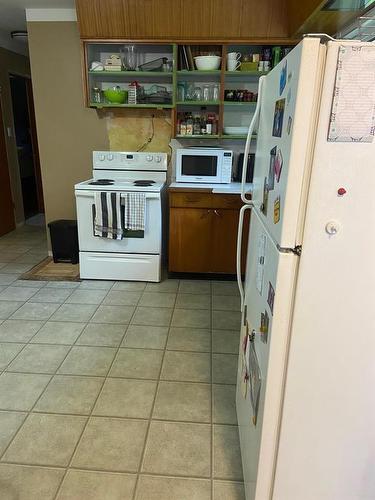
(20, 257), (80, 281)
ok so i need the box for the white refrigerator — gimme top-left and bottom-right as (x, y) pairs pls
(236, 37), (375, 500)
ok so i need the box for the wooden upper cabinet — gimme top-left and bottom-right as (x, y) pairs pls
(76, 0), (290, 40)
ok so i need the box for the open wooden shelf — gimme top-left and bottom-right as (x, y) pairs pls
(82, 41), (295, 138)
(89, 70), (173, 76)
(223, 101), (257, 106)
(176, 101), (220, 106)
(90, 103), (174, 108)
(176, 134), (220, 139)
(225, 70), (268, 76)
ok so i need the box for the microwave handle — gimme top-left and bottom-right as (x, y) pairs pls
(241, 75), (265, 206)
(237, 204), (252, 311)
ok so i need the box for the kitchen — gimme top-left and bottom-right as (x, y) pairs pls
(0, 1), (374, 499)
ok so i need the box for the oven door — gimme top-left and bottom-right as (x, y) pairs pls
(176, 151), (222, 183)
(75, 190), (162, 254)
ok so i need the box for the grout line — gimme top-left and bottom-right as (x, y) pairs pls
(0, 459), (243, 482)
(0, 262), (244, 492)
(51, 287), (141, 500)
(0, 281), (117, 495)
(131, 289), (178, 500)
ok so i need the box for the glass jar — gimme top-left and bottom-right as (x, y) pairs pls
(186, 83), (195, 101)
(122, 45), (137, 70)
(92, 87), (102, 103)
(212, 84), (220, 102)
(193, 86), (202, 101)
(177, 83), (186, 102)
(202, 84), (212, 102)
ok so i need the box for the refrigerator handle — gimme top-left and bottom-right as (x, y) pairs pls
(237, 204), (252, 311)
(241, 75), (266, 205)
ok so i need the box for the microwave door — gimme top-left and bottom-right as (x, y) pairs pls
(180, 154), (219, 183)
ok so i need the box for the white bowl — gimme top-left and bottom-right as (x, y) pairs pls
(194, 55), (221, 71)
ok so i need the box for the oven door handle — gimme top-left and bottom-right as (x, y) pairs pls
(75, 191), (160, 200)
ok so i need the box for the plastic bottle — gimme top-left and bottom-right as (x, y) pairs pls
(186, 113), (193, 135)
(193, 114), (201, 135)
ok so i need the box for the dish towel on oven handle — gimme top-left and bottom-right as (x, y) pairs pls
(123, 192), (146, 231)
(94, 192), (123, 240)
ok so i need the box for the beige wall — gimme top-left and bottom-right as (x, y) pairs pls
(0, 47), (30, 224)
(27, 21), (109, 226)
(27, 21), (174, 237)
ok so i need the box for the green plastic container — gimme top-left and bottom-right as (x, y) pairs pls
(103, 87), (128, 104)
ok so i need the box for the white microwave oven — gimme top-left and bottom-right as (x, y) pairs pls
(175, 148), (233, 184)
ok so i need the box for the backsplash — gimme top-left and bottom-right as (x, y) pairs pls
(105, 109), (172, 154)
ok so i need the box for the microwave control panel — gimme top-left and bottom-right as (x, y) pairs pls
(222, 151), (233, 182)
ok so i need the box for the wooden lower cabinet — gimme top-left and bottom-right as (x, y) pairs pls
(168, 190), (250, 274)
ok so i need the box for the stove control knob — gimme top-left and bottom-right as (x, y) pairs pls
(155, 156), (161, 163)
(99, 154), (105, 161)
(146, 155), (153, 162)
(107, 154), (114, 161)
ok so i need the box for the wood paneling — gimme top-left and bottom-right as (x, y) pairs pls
(287, 0), (360, 36)
(76, 0), (291, 40)
(287, 0), (324, 36)
(0, 95), (15, 236)
(210, 0), (241, 39)
(296, 10), (359, 36)
(240, 0), (288, 38)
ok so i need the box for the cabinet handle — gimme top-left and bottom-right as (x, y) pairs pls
(214, 209), (222, 217)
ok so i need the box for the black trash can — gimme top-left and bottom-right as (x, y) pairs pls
(48, 219), (79, 264)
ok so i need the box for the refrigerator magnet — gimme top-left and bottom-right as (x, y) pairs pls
(268, 147), (276, 190)
(287, 116), (293, 135)
(267, 282), (275, 315)
(261, 177), (269, 216)
(274, 149), (283, 182)
(279, 60), (287, 95)
(274, 196), (281, 224)
(260, 310), (270, 344)
(272, 98), (285, 137)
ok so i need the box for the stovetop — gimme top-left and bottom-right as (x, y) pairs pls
(75, 179), (165, 193)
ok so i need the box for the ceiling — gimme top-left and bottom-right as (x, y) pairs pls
(0, 0), (75, 55)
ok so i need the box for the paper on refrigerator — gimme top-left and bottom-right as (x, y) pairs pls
(328, 45), (375, 143)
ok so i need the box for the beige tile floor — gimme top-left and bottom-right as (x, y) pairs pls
(0, 225), (245, 500)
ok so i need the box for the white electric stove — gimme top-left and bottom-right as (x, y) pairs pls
(75, 151), (167, 282)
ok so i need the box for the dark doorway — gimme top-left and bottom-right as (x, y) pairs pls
(9, 74), (44, 221)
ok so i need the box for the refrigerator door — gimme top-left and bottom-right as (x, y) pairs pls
(236, 211), (298, 500)
(251, 38), (326, 249)
(272, 40), (375, 500)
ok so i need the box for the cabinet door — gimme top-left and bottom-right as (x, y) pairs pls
(211, 209), (250, 274)
(169, 208), (212, 273)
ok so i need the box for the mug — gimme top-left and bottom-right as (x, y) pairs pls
(227, 59), (241, 71)
(227, 52), (241, 60)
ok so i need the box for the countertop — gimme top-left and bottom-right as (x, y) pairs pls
(168, 181), (253, 194)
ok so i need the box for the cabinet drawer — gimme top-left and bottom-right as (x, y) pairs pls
(169, 192), (212, 208)
(211, 194), (243, 209)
